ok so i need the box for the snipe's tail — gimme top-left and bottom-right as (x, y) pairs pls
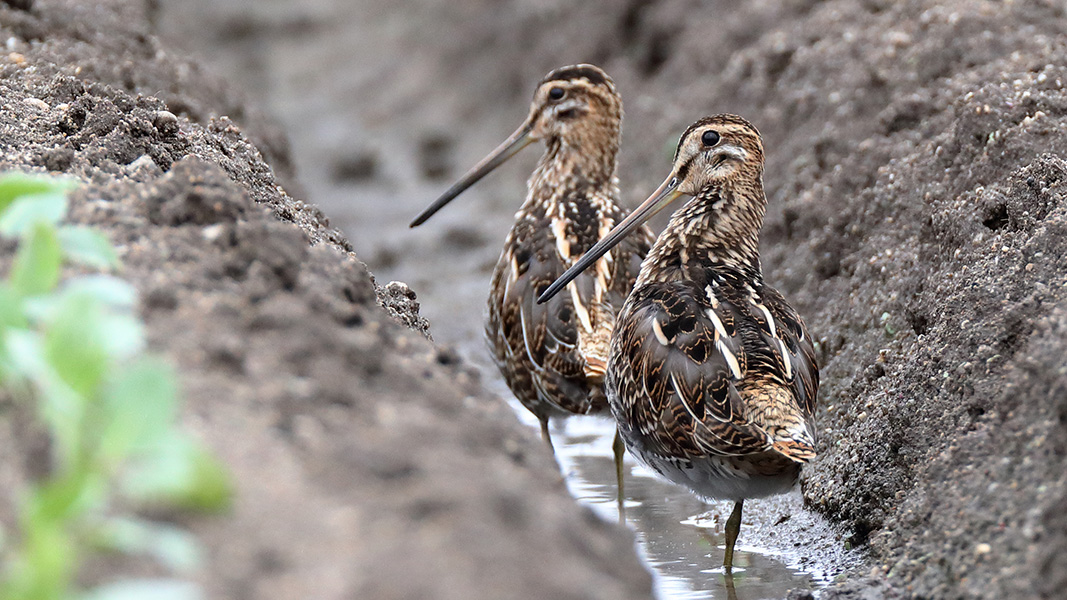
(771, 439), (816, 463)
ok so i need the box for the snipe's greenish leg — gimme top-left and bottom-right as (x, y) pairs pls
(540, 418), (554, 454)
(723, 500), (743, 573)
(613, 428), (626, 522)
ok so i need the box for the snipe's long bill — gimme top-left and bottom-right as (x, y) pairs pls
(409, 122), (533, 227)
(539, 114), (819, 572)
(409, 65), (654, 521)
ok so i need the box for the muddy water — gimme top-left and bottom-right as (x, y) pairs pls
(158, 1), (861, 596)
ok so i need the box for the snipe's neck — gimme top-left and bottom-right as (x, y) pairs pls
(637, 178), (766, 287)
(528, 134), (619, 202)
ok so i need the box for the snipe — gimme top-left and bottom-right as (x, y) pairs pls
(411, 65), (653, 516)
(539, 115), (819, 571)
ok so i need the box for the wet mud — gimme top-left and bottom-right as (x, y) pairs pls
(156, 0), (1067, 597)
(1, 0), (1065, 598)
(157, 0), (1067, 598)
(0, 1), (651, 599)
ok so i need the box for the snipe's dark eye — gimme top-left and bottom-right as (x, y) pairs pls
(701, 130), (721, 147)
(548, 87), (566, 101)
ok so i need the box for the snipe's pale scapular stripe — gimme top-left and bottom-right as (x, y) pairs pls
(539, 114), (819, 572)
(410, 65), (653, 519)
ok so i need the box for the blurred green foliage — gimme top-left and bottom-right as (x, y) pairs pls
(0, 173), (231, 600)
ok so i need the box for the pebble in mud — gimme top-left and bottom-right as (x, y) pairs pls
(153, 109), (180, 136)
(23, 97), (49, 111)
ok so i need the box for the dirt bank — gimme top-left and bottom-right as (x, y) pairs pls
(0, 1), (653, 598)
(154, 0), (1067, 598)
(457, 2), (1067, 598)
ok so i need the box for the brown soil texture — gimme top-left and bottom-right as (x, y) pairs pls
(0, 1), (653, 599)
(5, 0), (1067, 598)
(411, 1), (1067, 598)
(158, 0), (1067, 598)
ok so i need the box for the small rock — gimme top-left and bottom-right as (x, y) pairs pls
(385, 281), (417, 301)
(201, 223), (227, 242)
(125, 154), (160, 177)
(976, 542), (992, 555)
(23, 97), (49, 111)
(152, 110), (180, 136)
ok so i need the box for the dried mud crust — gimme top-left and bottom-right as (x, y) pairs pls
(0, 2), (653, 599)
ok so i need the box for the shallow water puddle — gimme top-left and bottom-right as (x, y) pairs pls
(515, 408), (858, 599)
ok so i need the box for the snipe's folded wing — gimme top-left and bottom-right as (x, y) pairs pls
(491, 220), (606, 414)
(611, 281), (773, 458)
(760, 287), (819, 420)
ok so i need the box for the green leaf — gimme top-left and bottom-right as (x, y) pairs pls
(0, 514), (76, 600)
(99, 359), (177, 463)
(0, 192), (69, 237)
(122, 434), (232, 513)
(42, 294), (110, 398)
(0, 172), (75, 218)
(0, 282), (27, 331)
(57, 226), (120, 270)
(62, 276), (137, 310)
(0, 284), (27, 383)
(80, 579), (202, 600)
(10, 223), (62, 297)
(3, 329), (88, 467)
(94, 518), (203, 574)
(23, 277), (138, 334)
(4, 328), (50, 381)
(35, 284), (143, 358)
(4, 472), (108, 600)
(28, 470), (107, 529)
(38, 382), (87, 471)
(95, 313), (144, 361)
(36, 287), (145, 401)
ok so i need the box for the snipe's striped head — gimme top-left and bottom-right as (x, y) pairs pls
(526, 64), (622, 144)
(410, 64), (621, 227)
(537, 114), (766, 304)
(671, 115), (765, 194)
